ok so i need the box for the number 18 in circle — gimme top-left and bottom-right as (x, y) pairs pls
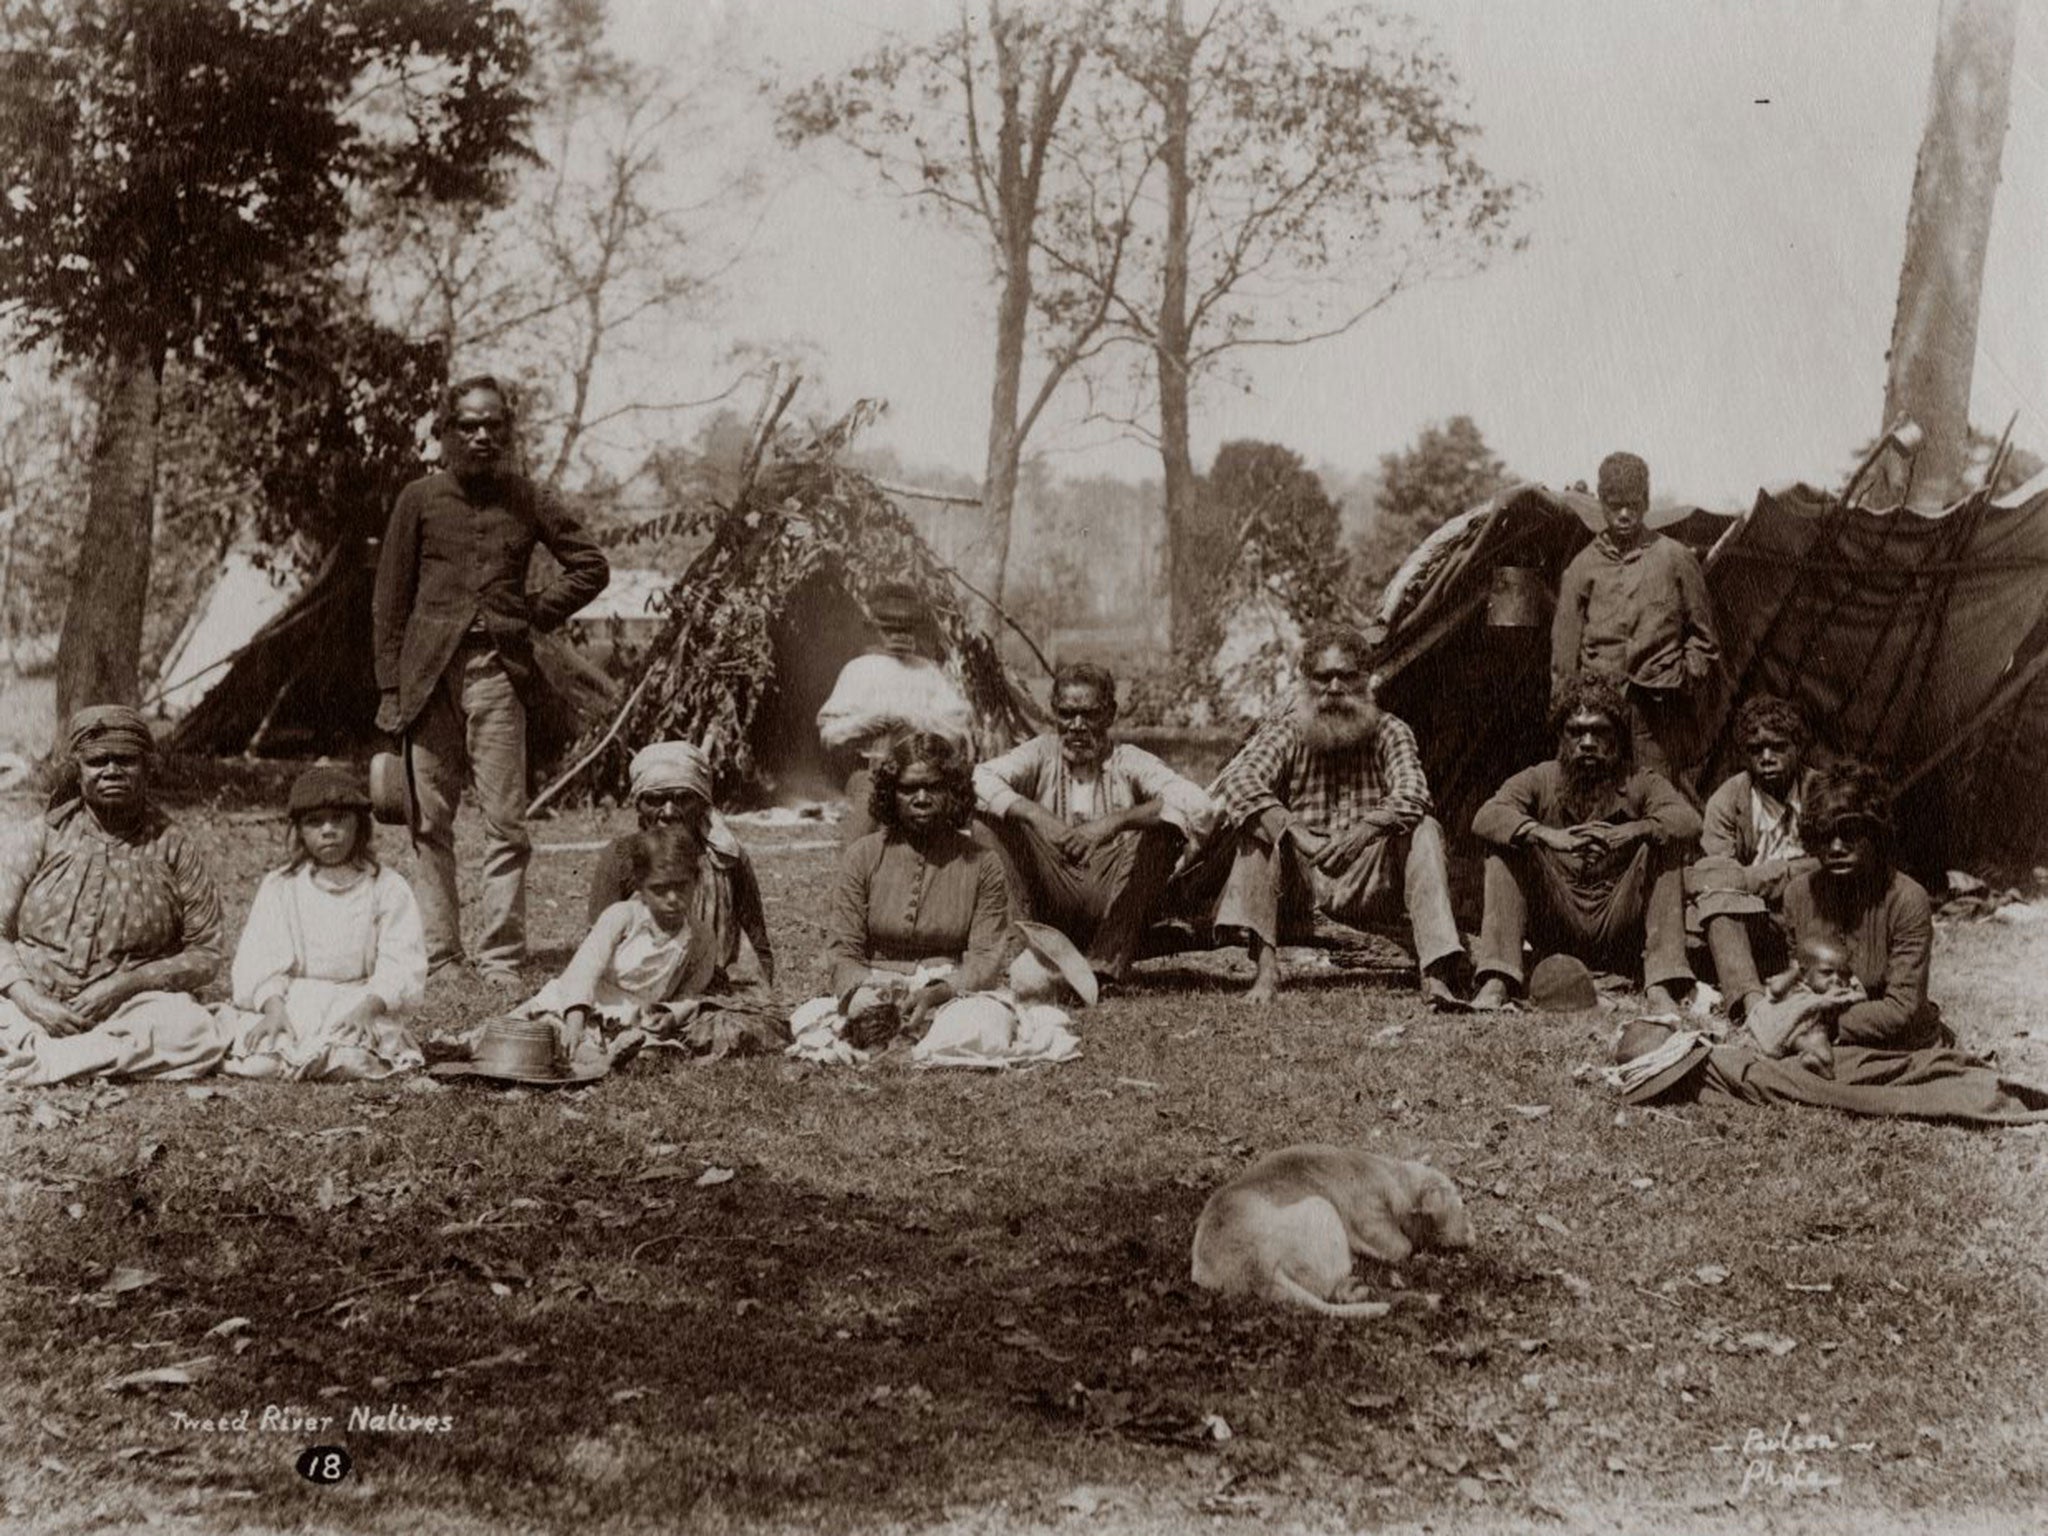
(296, 1445), (352, 1484)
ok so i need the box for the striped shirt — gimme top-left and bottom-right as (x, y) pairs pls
(1210, 709), (1433, 838)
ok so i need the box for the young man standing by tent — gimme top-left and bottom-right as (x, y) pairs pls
(374, 376), (610, 988)
(1180, 624), (1468, 1008)
(816, 583), (976, 842)
(973, 662), (1215, 988)
(1469, 674), (1701, 1015)
(1551, 451), (1720, 792)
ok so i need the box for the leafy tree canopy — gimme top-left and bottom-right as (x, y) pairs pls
(0, 0), (534, 365)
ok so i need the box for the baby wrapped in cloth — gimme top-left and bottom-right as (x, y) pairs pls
(790, 921), (1089, 1068)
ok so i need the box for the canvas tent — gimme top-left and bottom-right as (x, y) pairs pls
(164, 530), (621, 765)
(1372, 474), (2048, 871)
(152, 546), (304, 718)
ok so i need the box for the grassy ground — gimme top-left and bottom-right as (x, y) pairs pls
(2, 784), (2046, 1535)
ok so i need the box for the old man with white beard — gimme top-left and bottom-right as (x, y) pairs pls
(1188, 624), (1467, 1006)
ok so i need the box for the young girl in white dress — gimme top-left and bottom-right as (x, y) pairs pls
(519, 824), (717, 1071)
(222, 766), (428, 1081)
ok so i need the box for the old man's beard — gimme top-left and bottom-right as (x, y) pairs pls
(1298, 692), (1377, 753)
(1557, 750), (1625, 825)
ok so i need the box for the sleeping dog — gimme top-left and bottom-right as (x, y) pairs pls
(1190, 1144), (1473, 1317)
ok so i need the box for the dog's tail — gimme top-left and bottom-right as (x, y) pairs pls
(1266, 1267), (1392, 1319)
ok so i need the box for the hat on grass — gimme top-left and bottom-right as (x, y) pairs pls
(1609, 1017), (1713, 1105)
(1527, 954), (1598, 1013)
(1010, 920), (1099, 1008)
(428, 1017), (609, 1087)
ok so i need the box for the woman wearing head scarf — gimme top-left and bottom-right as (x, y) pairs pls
(586, 741), (774, 988)
(0, 707), (228, 1085)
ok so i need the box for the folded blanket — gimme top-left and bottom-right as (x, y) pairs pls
(1694, 1042), (2048, 1125)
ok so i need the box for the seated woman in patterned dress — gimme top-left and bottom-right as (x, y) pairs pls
(0, 707), (227, 1086)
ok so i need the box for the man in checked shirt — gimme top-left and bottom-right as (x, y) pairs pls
(1192, 623), (1466, 1006)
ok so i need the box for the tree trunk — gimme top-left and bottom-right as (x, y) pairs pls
(1157, 0), (1198, 652)
(978, 9), (1030, 627)
(55, 339), (164, 724)
(1876, 0), (2016, 510)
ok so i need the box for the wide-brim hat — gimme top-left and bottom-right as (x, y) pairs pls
(369, 751), (415, 828)
(1011, 920), (1098, 1008)
(427, 1017), (609, 1087)
(1528, 954), (1598, 1013)
(1612, 1017), (1712, 1105)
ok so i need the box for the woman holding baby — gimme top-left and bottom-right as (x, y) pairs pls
(1774, 760), (1941, 1051)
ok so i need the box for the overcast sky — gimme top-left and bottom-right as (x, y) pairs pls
(603, 0), (2048, 509)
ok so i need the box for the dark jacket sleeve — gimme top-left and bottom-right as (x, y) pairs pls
(1551, 550), (1592, 697)
(1675, 544), (1722, 686)
(1473, 765), (1550, 847)
(953, 846), (1015, 994)
(826, 838), (880, 995)
(731, 846), (775, 986)
(372, 487), (424, 693)
(585, 837), (634, 925)
(527, 485), (609, 632)
(1835, 877), (1935, 1048)
(1633, 770), (1703, 845)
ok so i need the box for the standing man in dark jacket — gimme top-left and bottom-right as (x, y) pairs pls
(373, 376), (609, 986)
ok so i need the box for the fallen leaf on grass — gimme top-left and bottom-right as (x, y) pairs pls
(1456, 1476), (1488, 1502)
(431, 1347), (531, 1380)
(610, 1387), (648, 1403)
(1693, 1263), (1730, 1286)
(104, 1357), (214, 1393)
(1372, 1025), (1406, 1044)
(1628, 1177), (1654, 1191)
(1344, 1392), (1401, 1414)
(694, 1166), (735, 1188)
(1421, 1447), (1470, 1476)
(101, 1266), (160, 1295)
(1738, 1331), (1798, 1356)
(29, 1100), (70, 1131)
(1493, 1428), (1521, 1451)
(999, 1329), (1073, 1364)
(1432, 1338), (1492, 1365)
(1512, 1104), (1552, 1119)
(204, 1317), (250, 1338)
(64, 1203), (84, 1221)
(1536, 1214), (1573, 1239)
(1784, 1281), (1833, 1294)
(1557, 1271), (1594, 1302)
(1057, 1485), (1117, 1517)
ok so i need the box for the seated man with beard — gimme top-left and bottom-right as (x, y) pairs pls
(1183, 624), (1466, 1007)
(1470, 673), (1701, 1015)
(973, 662), (1215, 986)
